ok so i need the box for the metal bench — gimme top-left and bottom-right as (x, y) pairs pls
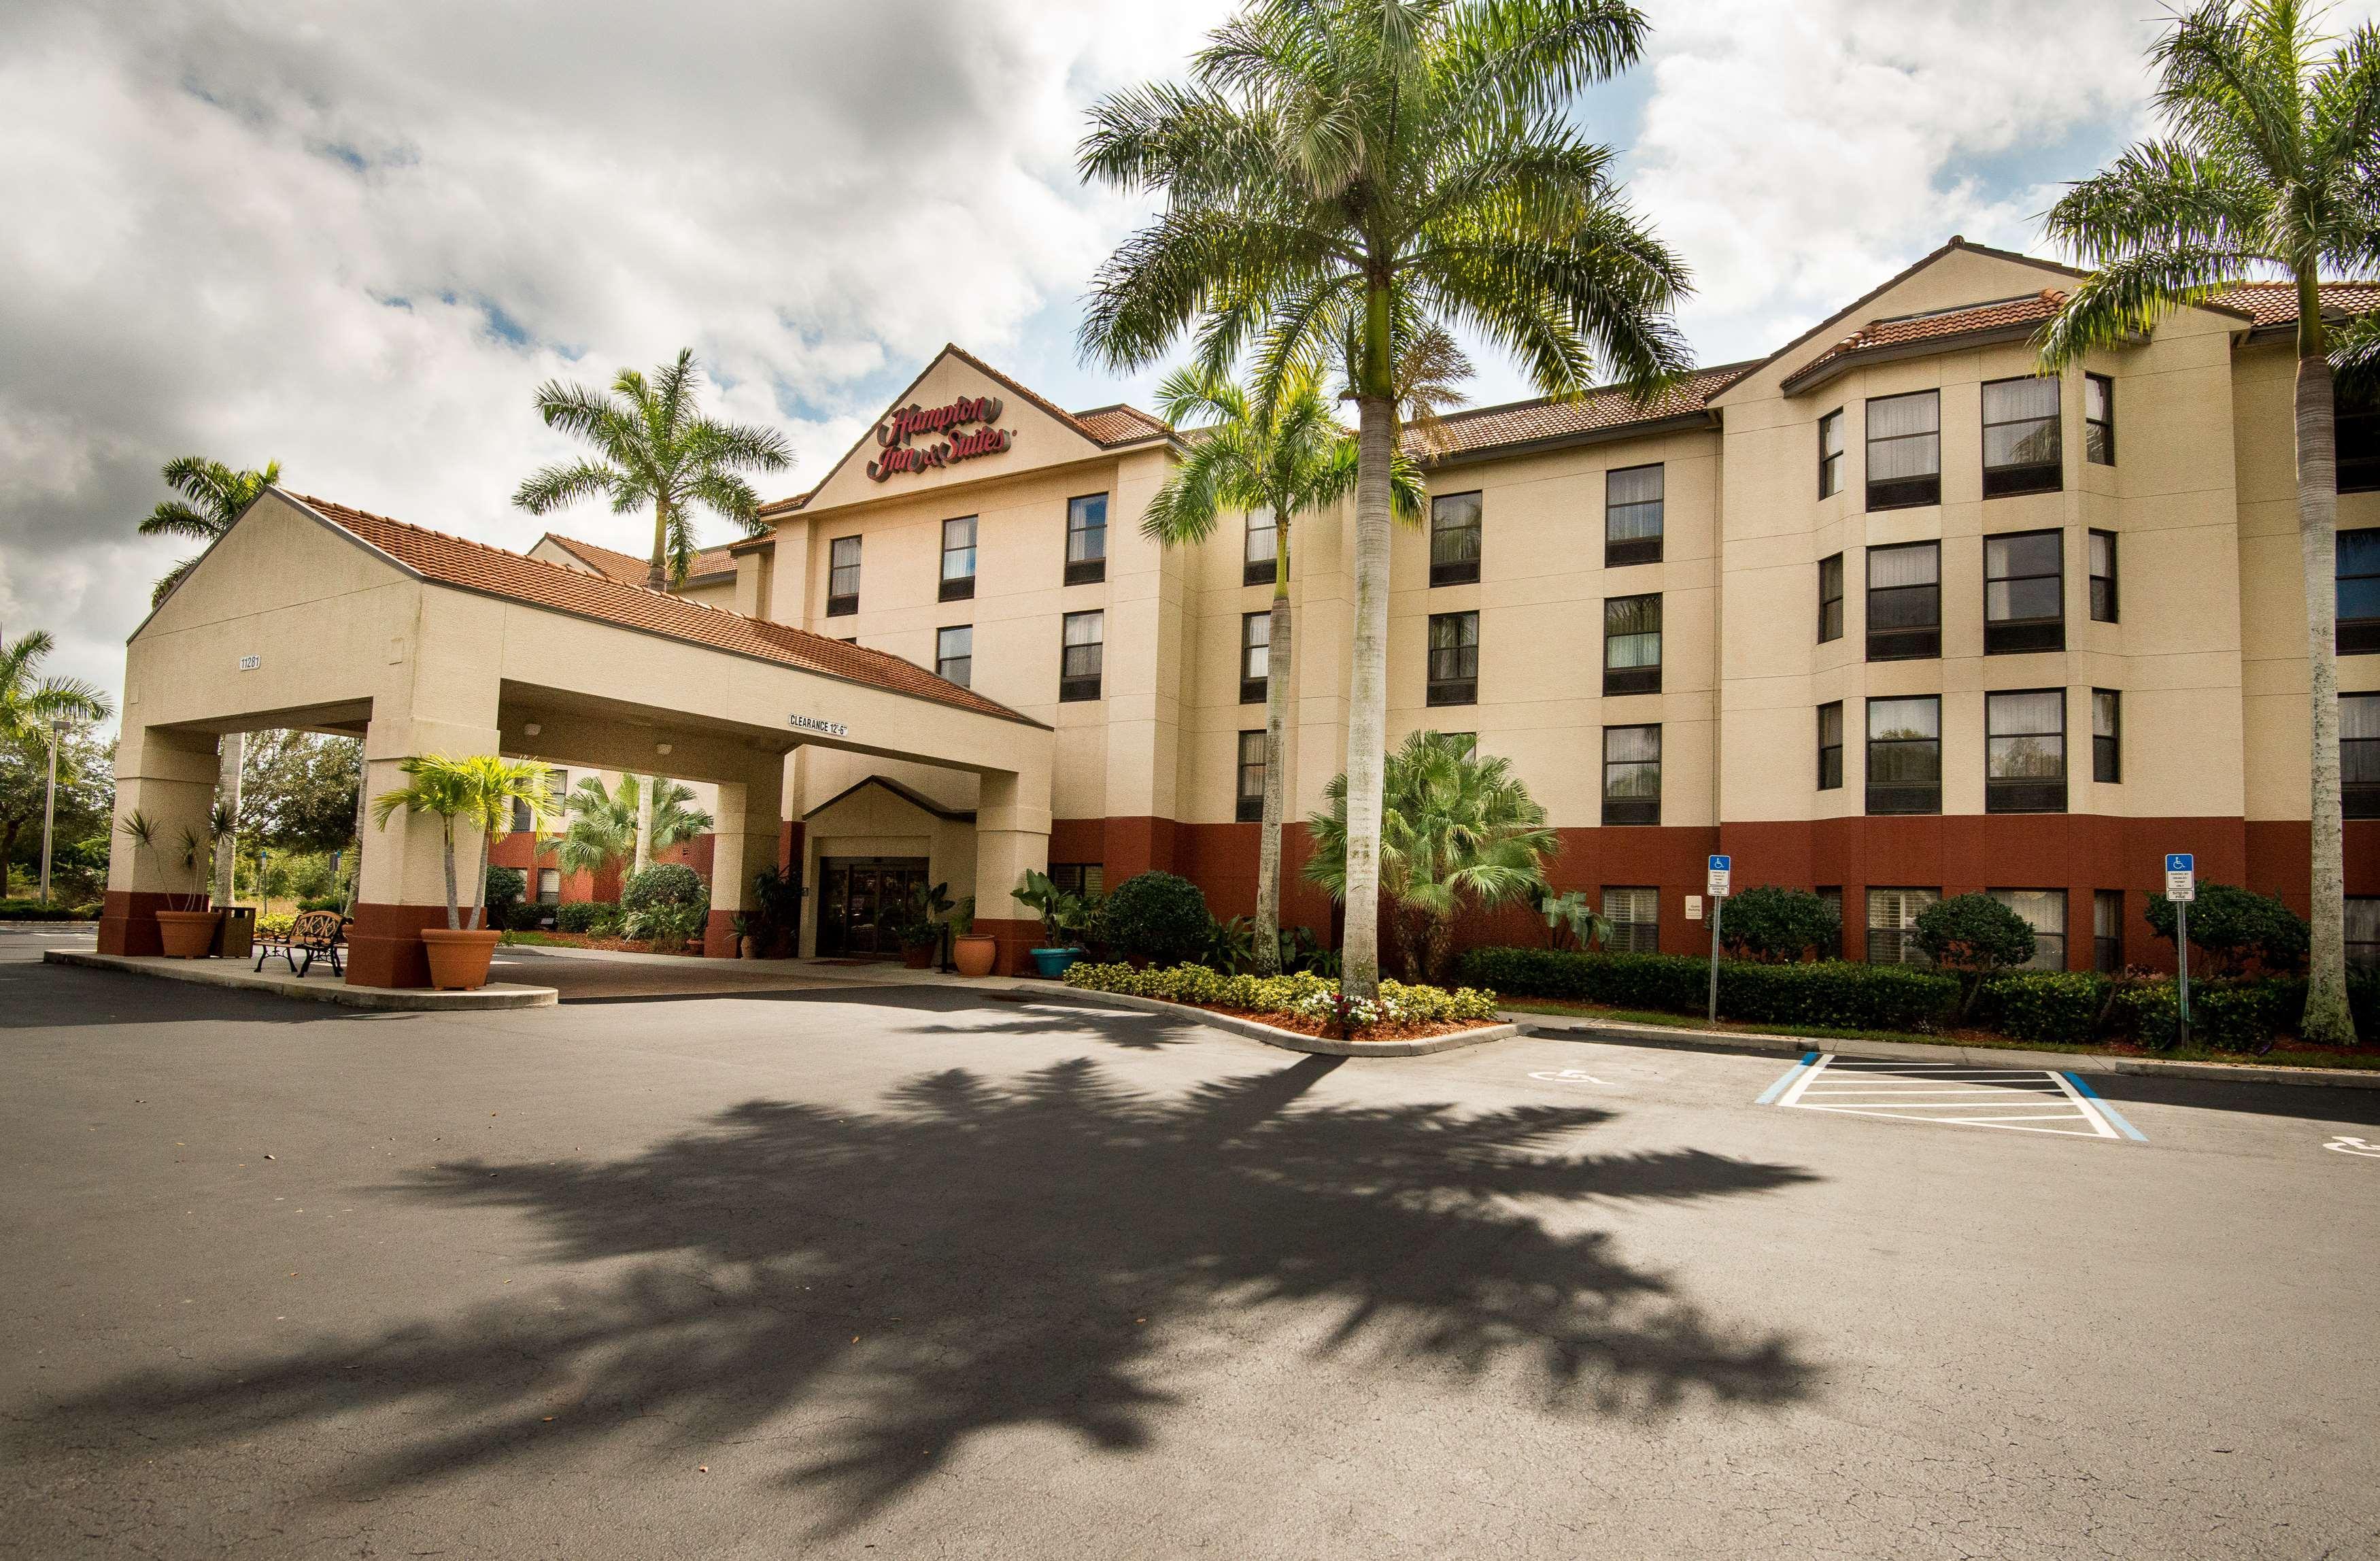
(254, 910), (350, 977)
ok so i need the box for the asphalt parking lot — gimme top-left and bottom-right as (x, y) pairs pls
(5, 931), (2378, 1559)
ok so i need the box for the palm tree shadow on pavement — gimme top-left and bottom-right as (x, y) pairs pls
(25, 1055), (1820, 1535)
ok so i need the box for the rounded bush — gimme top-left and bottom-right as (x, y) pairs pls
(622, 863), (705, 912)
(2142, 883), (2309, 975)
(483, 867), (526, 913)
(1914, 893), (2036, 974)
(556, 900), (616, 935)
(1101, 871), (1215, 965)
(505, 901), (550, 931)
(1718, 886), (1840, 962)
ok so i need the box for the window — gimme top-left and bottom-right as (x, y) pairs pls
(1982, 375), (2062, 497)
(1605, 465), (1664, 567)
(1818, 553), (1845, 643)
(1603, 593), (1662, 696)
(2349, 897), (2380, 969)
(2339, 529), (2380, 654)
(1427, 611), (1478, 705)
(1602, 886), (1660, 952)
(1818, 409), (1846, 499)
(1066, 494), (1108, 586)
(1059, 610), (1104, 701)
(1240, 611), (1270, 703)
(1236, 731), (1268, 822)
(2341, 383), (2380, 494)
(936, 624), (972, 688)
(1867, 888), (1939, 967)
(1866, 696), (1941, 815)
(1866, 390), (1941, 509)
(2092, 689), (2121, 783)
(827, 535), (862, 616)
(939, 516), (976, 602)
(2089, 530), (2118, 623)
(1817, 701), (1844, 790)
(1431, 490), (1482, 585)
(2085, 373), (2115, 465)
(2347, 692), (2380, 820)
(1050, 862), (1104, 900)
(537, 868), (561, 906)
(1601, 724), (1661, 825)
(1244, 508), (1278, 587)
(1867, 541), (1940, 660)
(1990, 889), (2069, 971)
(2094, 890), (2125, 974)
(1985, 530), (2064, 653)
(1816, 887), (1845, 959)
(513, 767), (566, 833)
(1986, 688), (2067, 813)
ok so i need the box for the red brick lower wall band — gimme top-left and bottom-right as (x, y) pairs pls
(345, 903), (460, 988)
(97, 890), (176, 957)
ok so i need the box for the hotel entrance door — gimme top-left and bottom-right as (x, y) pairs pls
(816, 857), (930, 957)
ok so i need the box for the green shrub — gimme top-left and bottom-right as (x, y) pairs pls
(2143, 884), (2309, 975)
(625, 899), (709, 947)
(1101, 871), (1215, 965)
(296, 896), (345, 913)
(1915, 893), (2035, 975)
(255, 913), (297, 939)
(2113, 977), (2297, 1052)
(0, 901), (102, 921)
(2352, 970), (2379, 1042)
(1719, 886), (1841, 962)
(505, 901), (551, 931)
(1981, 971), (2109, 1045)
(484, 867), (526, 919)
(622, 864), (705, 912)
(1064, 960), (1499, 1026)
(556, 900), (616, 935)
(1458, 945), (1960, 1033)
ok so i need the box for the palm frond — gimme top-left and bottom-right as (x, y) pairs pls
(512, 460), (623, 516)
(2035, 245), (2259, 369)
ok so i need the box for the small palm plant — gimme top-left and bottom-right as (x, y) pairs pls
(116, 809), (214, 913)
(513, 350), (793, 589)
(556, 775), (713, 886)
(371, 756), (559, 930)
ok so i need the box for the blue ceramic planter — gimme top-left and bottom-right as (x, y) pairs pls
(1030, 947), (1081, 979)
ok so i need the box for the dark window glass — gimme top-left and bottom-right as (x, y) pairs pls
(1427, 611), (1478, 706)
(1051, 862), (1104, 899)
(1867, 696), (1941, 815)
(1867, 541), (1940, 660)
(2348, 897), (2380, 969)
(1236, 731), (1268, 822)
(2094, 889), (2124, 973)
(1602, 886), (1660, 952)
(1818, 409), (1846, 499)
(940, 516), (976, 601)
(1240, 611), (1270, 703)
(1986, 529), (2064, 653)
(1986, 688), (2067, 813)
(827, 535), (861, 616)
(1244, 508), (1278, 586)
(2086, 374), (2115, 465)
(1990, 888), (2069, 970)
(1059, 610), (1104, 701)
(1603, 592), (1662, 696)
(1602, 725), (1661, 826)
(936, 624), (972, 688)
(2089, 530), (2118, 623)
(1817, 701), (1843, 790)
(1982, 375), (2062, 496)
(1867, 390), (1941, 510)
(1867, 888), (1940, 966)
(537, 868), (561, 906)
(1605, 465), (1664, 567)
(1818, 553), (1845, 643)
(1066, 494), (1107, 585)
(2092, 689), (2121, 783)
(1431, 491), (1482, 585)
(513, 768), (566, 834)
(2347, 693), (2380, 820)
(2339, 529), (2380, 654)
(2341, 384), (2380, 494)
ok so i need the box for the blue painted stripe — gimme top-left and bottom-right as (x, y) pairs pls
(1756, 1052), (1820, 1106)
(2063, 1072), (2147, 1141)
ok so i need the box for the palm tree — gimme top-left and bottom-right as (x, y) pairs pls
(556, 775), (713, 888)
(139, 456), (284, 607)
(1079, 0), (1690, 995)
(2037, 0), (2380, 1045)
(1305, 729), (1556, 984)
(0, 630), (111, 750)
(371, 755), (558, 930)
(513, 349), (794, 590)
(1142, 363), (1427, 970)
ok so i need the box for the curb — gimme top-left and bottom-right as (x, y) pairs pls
(1055, 987), (1516, 1056)
(1508, 1011), (2380, 1090)
(44, 950), (559, 1011)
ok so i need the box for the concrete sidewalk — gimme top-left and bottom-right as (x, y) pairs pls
(44, 950), (558, 1011)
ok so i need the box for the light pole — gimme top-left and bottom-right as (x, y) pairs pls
(37, 718), (75, 906)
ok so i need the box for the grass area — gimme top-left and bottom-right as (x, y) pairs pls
(1497, 998), (2380, 1070)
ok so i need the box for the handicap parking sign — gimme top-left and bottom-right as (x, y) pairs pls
(2165, 853), (2194, 903)
(1706, 854), (1731, 896)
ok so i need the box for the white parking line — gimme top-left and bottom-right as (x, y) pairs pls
(1764, 1054), (2141, 1140)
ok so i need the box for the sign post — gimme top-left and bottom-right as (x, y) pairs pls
(1705, 856), (1732, 1024)
(2165, 854), (2196, 1049)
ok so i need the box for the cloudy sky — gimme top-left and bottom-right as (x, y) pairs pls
(6, 0), (2373, 716)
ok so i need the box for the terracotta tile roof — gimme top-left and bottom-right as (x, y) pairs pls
(541, 533), (736, 585)
(1072, 403), (1172, 446)
(2208, 280), (2380, 330)
(1782, 290), (2068, 390)
(285, 492), (1040, 726)
(1412, 363), (1748, 460)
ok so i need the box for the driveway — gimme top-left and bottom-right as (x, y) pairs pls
(3, 933), (2377, 1559)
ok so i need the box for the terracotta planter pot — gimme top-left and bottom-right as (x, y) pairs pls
(738, 936), (757, 960)
(951, 934), (998, 978)
(902, 943), (936, 970)
(419, 927), (503, 990)
(154, 909), (222, 959)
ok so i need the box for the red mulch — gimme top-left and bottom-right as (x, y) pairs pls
(1169, 1000), (1499, 1043)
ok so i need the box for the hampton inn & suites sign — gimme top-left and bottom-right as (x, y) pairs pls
(866, 394), (1015, 482)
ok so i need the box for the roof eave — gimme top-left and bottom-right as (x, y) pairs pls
(1422, 409), (1719, 469)
(1778, 323), (2048, 397)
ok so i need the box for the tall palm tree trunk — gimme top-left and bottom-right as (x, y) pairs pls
(634, 777), (656, 878)
(1255, 521), (1294, 974)
(2297, 298), (2353, 1044)
(441, 818), (461, 931)
(647, 497), (672, 591)
(214, 732), (243, 905)
(1344, 390), (1395, 998)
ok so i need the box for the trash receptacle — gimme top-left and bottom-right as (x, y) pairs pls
(214, 905), (256, 960)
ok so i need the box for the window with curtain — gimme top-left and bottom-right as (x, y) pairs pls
(1986, 530), (2064, 653)
(1427, 611), (1478, 705)
(827, 535), (862, 616)
(1989, 888), (2069, 970)
(1982, 376), (2063, 496)
(2085, 374), (2115, 465)
(1866, 541), (1940, 660)
(537, 868), (561, 906)
(1817, 701), (1843, 790)
(1240, 611), (1270, 703)
(940, 516), (976, 601)
(2092, 690), (2121, 783)
(1431, 490), (1482, 585)
(1236, 731), (1267, 822)
(2089, 530), (2118, 623)
(1866, 696), (1941, 815)
(936, 624), (972, 688)
(1603, 593), (1662, 695)
(1818, 553), (1844, 642)
(1867, 888), (1940, 966)
(1051, 863), (1104, 899)
(2346, 692), (2380, 819)
(2094, 890), (2124, 973)
(1818, 409), (1846, 499)
(2349, 897), (2380, 969)
(1059, 610), (1104, 701)
(1866, 390), (1941, 509)
(1605, 465), (1664, 567)
(1601, 886), (1660, 952)
(1601, 724), (1661, 825)
(1986, 688), (2067, 813)
(2339, 528), (2380, 654)
(1066, 494), (1108, 585)
(1244, 508), (1278, 586)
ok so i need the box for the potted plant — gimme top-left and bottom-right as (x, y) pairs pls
(371, 754), (558, 990)
(730, 911), (758, 959)
(949, 896), (998, 978)
(1016, 869), (1090, 979)
(118, 809), (220, 957)
(891, 879), (954, 969)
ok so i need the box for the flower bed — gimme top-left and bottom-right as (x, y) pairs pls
(498, 929), (704, 957)
(1063, 962), (1502, 1041)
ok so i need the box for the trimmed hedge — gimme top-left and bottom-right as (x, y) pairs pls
(504, 901), (551, 931)
(556, 900), (619, 935)
(1064, 961), (1499, 1026)
(1100, 872), (1214, 966)
(0, 901), (101, 922)
(1978, 971), (2107, 1045)
(1459, 945), (1959, 1033)
(622, 864), (704, 912)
